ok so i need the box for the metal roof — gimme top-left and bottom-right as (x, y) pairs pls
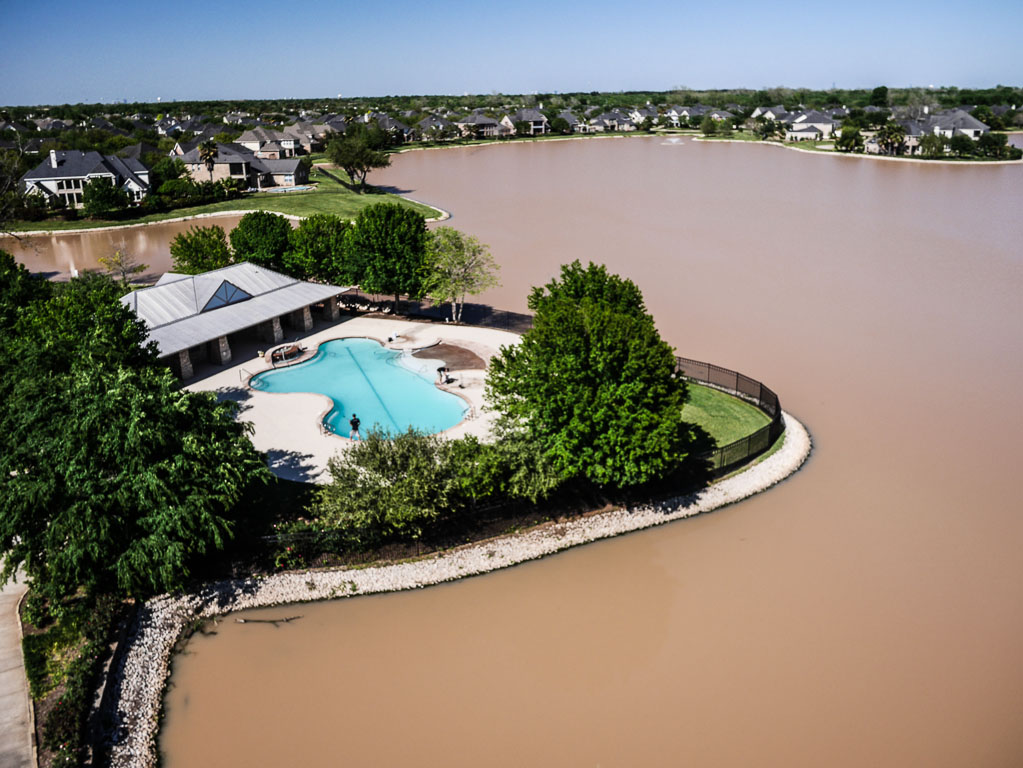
(121, 263), (350, 357)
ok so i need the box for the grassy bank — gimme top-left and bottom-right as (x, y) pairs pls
(5, 167), (435, 233)
(684, 383), (772, 446)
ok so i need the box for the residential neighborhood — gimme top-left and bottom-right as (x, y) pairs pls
(4, 89), (1021, 216)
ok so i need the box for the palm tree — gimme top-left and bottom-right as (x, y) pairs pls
(198, 140), (218, 182)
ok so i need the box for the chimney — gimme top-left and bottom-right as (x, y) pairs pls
(50, 149), (58, 168)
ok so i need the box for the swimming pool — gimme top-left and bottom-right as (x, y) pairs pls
(249, 338), (468, 436)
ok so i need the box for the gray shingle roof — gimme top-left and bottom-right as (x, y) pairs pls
(121, 263), (350, 357)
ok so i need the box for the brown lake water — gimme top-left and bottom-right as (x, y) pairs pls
(1, 214), (248, 281)
(132, 138), (1023, 766)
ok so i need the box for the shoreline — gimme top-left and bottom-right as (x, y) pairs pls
(2, 199), (450, 239)
(106, 410), (811, 768)
(691, 136), (1023, 165)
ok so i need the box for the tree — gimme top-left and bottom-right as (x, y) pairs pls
(169, 225), (233, 274)
(950, 133), (975, 157)
(870, 85), (889, 107)
(875, 121), (906, 155)
(700, 114), (718, 136)
(919, 133), (947, 158)
(229, 211), (292, 270)
(513, 120), (532, 137)
(198, 139), (218, 183)
(98, 246), (148, 285)
(0, 249), (51, 331)
(0, 274), (270, 601)
(325, 126), (390, 191)
(345, 203), (428, 310)
(835, 125), (864, 153)
(425, 227), (500, 323)
(486, 261), (697, 488)
(549, 116), (571, 135)
(286, 213), (352, 282)
(976, 132), (1008, 158)
(312, 429), (461, 547)
(82, 177), (129, 219)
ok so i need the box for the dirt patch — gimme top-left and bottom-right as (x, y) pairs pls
(413, 342), (485, 370)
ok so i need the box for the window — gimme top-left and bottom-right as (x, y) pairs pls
(201, 281), (252, 312)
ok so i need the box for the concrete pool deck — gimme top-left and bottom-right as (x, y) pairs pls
(186, 315), (522, 483)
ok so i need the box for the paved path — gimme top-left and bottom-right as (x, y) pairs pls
(0, 573), (33, 768)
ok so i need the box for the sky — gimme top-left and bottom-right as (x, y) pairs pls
(1, 0), (1020, 106)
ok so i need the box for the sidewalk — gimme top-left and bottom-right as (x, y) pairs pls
(0, 572), (33, 768)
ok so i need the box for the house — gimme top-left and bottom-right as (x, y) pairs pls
(556, 110), (580, 132)
(751, 105), (790, 122)
(177, 142), (308, 188)
(21, 149), (150, 208)
(417, 114), (455, 139)
(500, 108), (550, 136)
(120, 263), (350, 378)
(455, 113), (506, 139)
(786, 110), (840, 138)
(376, 115), (416, 142)
(706, 109), (735, 122)
(784, 124), (823, 142)
(925, 109), (988, 139)
(629, 106), (660, 125)
(237, 127), (300, 157)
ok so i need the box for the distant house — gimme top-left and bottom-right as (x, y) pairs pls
(784, 124), (823, 142)
(376, 115), (416, 142)
(455, 113), (506, 139)
(629, 106), (660, 125)
(500, 108), (550, 136)
(786, 110), (840, 139)
(21, 149), (150, 208)
(556, 110), (580, 132)
(237, 127), (300, 157)
(751, 105), (790, 123)
(177, 142), (307, 188)
(588, 111), (636, 132)
(706, 109), (735, 122)
(926, 109), (988, 139)
(417, 114), (455, 139)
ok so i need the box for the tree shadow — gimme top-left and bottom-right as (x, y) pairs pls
(372, 184), (415, 195)
(211, 385), (253, 414)
(266, 449), (319, 483)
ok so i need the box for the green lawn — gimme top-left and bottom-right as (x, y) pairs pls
(683, 383), (772, 447)
(6, 167), (436, 232)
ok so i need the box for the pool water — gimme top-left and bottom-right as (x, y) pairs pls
(249, 338), (468, 436)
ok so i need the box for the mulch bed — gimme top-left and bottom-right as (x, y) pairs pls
(412, 342), (486, 370)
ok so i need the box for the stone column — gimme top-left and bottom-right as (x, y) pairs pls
(325, 296), (340, 321)
(259, 316), (283, 344)
(210, 335), (232, 365)
(293, 305), (313, 332)
(177, 349), (193, 380)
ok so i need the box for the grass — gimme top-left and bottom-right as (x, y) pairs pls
(5, 167), (436, 232)
(683, 383), (772, 447)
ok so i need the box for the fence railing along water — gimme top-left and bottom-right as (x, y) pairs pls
(337, 292), (784, 473)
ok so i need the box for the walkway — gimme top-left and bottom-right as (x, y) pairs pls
(0, 572), (33, 768)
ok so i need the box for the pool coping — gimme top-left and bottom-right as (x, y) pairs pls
(244, 334), (477, 444)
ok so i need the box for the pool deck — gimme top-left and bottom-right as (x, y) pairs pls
(186, 315), (521, 483)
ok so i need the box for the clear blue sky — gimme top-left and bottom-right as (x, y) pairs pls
(1, 0), (1019, 105)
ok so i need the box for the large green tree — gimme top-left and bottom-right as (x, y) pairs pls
(0, 274), (269, 600)
(425, 226), (500, 322)
(345, 203), (428, 310)
(486, 261), (696, 488)
(229, 211), (292, 271)
(325, 124), (391, 191)
(169, 224), (233, 274)
(82, 177), (130, 219)
(286, 213), (352, 282)
(835, 125), (864, 153)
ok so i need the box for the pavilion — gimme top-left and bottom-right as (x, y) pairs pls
(120, 262), (350, 378)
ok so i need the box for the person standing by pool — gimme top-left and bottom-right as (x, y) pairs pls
(349, 414), (361, 440)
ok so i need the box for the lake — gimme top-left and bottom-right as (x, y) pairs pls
(68, 137), (1023, 767)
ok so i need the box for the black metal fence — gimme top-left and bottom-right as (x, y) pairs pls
(675, 356), (785, 475)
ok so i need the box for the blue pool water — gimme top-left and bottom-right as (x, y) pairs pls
(249, 338), (468, 436)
